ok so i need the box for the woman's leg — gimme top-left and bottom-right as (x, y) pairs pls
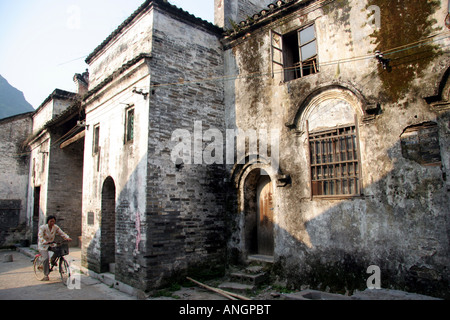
(39, 250), (50, 278)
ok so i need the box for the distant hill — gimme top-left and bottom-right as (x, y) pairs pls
(0, 74), (34, 120)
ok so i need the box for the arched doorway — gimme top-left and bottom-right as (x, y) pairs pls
(244, 169), (274, 257)
(101, 177), (116, 273)
(256, 174), (274, 255)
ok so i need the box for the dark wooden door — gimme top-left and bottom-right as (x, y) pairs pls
(101, 177), (116, 273)
(257, 176), (274, 256)
(32, 187), (41, 244)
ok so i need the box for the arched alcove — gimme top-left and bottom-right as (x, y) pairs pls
(296, 87), (364, 133)
(101, 176), (116, 273)
(238, 164), (277, 257)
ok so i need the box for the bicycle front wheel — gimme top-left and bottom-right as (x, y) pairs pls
(59, 258), (71, 286)
(33, 256), (46, 281)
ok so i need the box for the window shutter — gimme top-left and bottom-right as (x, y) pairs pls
(270, 30), (283, 78)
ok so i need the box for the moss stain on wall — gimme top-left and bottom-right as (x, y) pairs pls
(234, 36), (266, 120)
(323, 0), (351, 26)
(366, 0), (442, 101)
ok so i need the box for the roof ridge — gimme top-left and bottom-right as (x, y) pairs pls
(224, 0), (306, 35)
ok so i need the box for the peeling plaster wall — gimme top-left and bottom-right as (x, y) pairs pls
(223, 0), (450, 298)
(27, 134), (51, 244)
(82, 3), (155, 291)
(82, 4), (227, 291)
(215, 0), (275, 29)
(32, 99), (73, 136)
(82, 60), (150, 288)
(87, 8), (154, 89)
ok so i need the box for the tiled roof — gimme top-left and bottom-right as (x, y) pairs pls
(34, 89), (77, 116)
(85, 0), (222, 64)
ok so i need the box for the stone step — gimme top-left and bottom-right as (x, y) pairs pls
(218, 282), (255, 293)
(245, 265), (265, 274)
(230, 271), (267, 285)
(247, 254), (274, 264)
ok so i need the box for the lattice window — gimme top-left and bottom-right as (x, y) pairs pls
(308, 122), (361, 197)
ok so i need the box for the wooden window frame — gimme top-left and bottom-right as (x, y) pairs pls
(124, 106), (135, 144)
(297, 24), (319, 78)
(271, 23), (319, 82)
(307, 117), (362, 199)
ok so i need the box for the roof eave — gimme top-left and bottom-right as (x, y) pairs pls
(85, 0), (223, 65)
(222, 0), (315, 46)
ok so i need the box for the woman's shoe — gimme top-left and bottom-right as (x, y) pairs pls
(42, 276), (50, 281)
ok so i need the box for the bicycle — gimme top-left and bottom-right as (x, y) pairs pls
(33, 241), (71, 286)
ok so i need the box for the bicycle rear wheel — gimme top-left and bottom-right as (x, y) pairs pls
(59, 258), (71, 286)
(33, 256), (46, 281)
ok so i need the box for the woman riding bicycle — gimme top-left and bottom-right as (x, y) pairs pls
(38, 215), (72, 281)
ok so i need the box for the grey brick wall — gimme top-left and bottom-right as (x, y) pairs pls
(143, 19), (229, 289)
(0, 200), (22, 246)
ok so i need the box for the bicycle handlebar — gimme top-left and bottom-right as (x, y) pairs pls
(45, 240), (70, 245)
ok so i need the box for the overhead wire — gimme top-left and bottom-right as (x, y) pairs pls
(37, 29), (450, 150)
(9, 3), (449, 158)
(147, 30), (450, 90)
(57, 55), (89, 66)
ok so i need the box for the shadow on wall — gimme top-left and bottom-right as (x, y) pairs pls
(84, 152), (230, 292)
(224, 60), (450, 298)
(229, 111), (449, 299)
(84, 155), (150, 290)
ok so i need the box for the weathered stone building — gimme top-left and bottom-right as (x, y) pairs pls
(1, 0), (448, 298)
(221, 0), (450, 298)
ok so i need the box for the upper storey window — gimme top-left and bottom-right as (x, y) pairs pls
(93, 124), (100, 155)
(271, 24), (319, 82)
(125, 106), (135, 143)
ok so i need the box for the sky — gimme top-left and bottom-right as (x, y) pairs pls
(0, 0), (215, 109)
